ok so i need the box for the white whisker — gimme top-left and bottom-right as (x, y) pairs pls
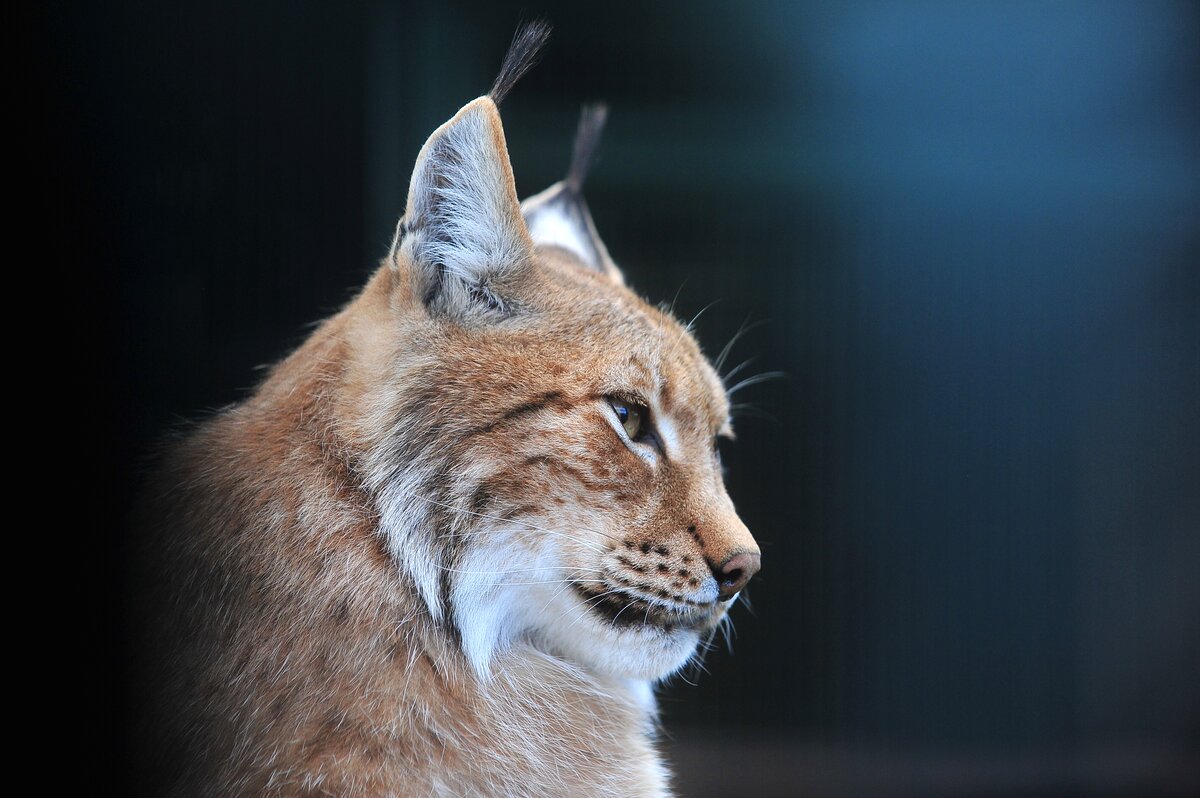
(533, 575), (591, 618)
(721, 356), (757, 385)
(684, 300), (720, 333)
(434, 563), (602, 577)
(609, 599), (639, 626)
(726, 370), (786, 396)
(501, 578), (608, 587)
(713, 317), (767, 373)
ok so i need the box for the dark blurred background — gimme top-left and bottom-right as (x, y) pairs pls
(42, 0), (1199, 794)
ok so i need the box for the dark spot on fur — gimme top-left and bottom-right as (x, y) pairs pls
(654, 545), (669, 556)
(618, 555), (648, 574)
(656, 563), (669, 573)
(682, 555), (693, 564)
(333, 598), (350, 624)
(470, 487), (492, 514)
(689, 578), (700, 587)
(640, 542), (651, 554)
(677, 569), (689, 578)
(687, 525), (697, 534)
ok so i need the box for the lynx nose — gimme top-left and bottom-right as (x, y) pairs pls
(714, 551), (761, 601)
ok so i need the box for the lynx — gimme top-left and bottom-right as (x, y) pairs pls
(134, 24), (761, 797)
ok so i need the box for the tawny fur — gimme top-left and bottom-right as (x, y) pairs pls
(134, 77), (758, 797)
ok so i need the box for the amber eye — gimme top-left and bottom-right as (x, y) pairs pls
(608, 397), (647, 441)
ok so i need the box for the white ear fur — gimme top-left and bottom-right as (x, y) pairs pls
(522, 183), (623, 284)
(394, 97), (533, 313)
(520, 104), (623, 284)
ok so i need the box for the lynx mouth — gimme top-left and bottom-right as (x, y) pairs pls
(573, 583), (713, 632)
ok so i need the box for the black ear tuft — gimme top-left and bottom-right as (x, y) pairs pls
(520, 103), (623, 284)
(565, 104), (608, 194)
(489, 21), (552, 106)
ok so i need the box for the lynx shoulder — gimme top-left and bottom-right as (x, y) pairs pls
(134, 23), (760, 798)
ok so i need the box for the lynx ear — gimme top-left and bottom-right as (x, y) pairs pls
(522, 104), (624, 284)
(393, 23), (549, 315)
(393, 97), (534, 315)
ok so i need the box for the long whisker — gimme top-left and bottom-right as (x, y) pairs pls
(667, 278), (689, 316)
(675, 652), (702, 687)
(562, 588), (629, 635)
(713, 318), (768, 373)
(432, 563), (604, 577)
(535, 575), (591, 617)
(655, 300), (686, 383)
(609, 599), (639, 626)
(721, 356), (757, 385)
(694, 630), (718, 674)
(675, 628), (718, 688)
(581, 587), (626, 607)
(726, 371), (786, 396)
(685, 300), (720, 333)
(720, 613), (736, 654)
(497, 578), (609, 587)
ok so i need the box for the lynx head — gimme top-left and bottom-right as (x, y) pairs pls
(341, 24), (759, 682)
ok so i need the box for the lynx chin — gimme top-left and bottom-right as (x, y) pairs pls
(134, 22), (761, 798)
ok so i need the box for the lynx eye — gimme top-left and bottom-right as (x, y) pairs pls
(608, 397), (648, 442)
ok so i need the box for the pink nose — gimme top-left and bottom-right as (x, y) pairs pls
(714, 551), (761, 600)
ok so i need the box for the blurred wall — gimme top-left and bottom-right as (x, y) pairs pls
(44, 0), (1199, 793)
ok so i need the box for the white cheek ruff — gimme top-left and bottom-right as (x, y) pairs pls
(369, 436), (705, 685)
(446, 529), (702, 682)
(450, 535), (564, 679)
(522, 581), (704, 682)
